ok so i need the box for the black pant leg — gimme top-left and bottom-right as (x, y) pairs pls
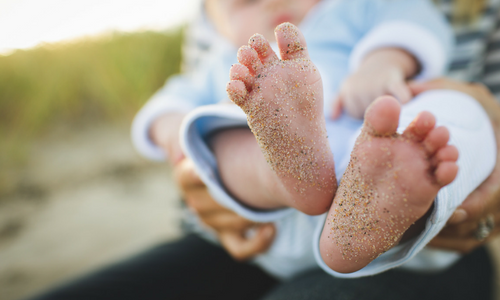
(28, 234), (279, 300)
(262, 246), (495, 300)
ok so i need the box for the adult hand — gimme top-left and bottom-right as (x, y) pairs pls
(409, 78), (500, 253)
(174, 158), (276, 260)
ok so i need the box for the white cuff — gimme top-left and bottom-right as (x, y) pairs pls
(349, 21), (447, 80)
(131, 97), (194, 161)
(180, 104), (295, 222)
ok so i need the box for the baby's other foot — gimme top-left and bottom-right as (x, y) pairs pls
(226, 23), (336, 215)
(320, 96), (458, 273)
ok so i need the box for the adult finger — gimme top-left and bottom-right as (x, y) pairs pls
(183, 187), (231, 216)
(429, 226), (500, 254)
(438, 221), (478, 238)
(180, 182), (256, 232)
(408, 78), (492, 105)
(448, 165), (500, 225)
(439, 210), (500, 238)
(202, 212), (256, 233)
(428, 235), (481, 254)
(448, 188), (488, 225)
(174, 158), (204, 190)
(446, 208), (469, 225)
(408, 78), (463, 96)
(219, 224), (276, 261)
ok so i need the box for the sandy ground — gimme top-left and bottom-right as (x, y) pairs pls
(0, 124), (499, 300)
(0, 124), (182, 300)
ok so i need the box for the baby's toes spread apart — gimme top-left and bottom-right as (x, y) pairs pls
(226, 23), (336, 215)
(320, 96), (458, 273)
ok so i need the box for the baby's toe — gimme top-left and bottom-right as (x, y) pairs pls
(430, 144), (459, 170)
(364, 96), (400, 136)
(275, 22), (310, 61)
(423, 126), (449, 155)
(226, 80), (248, 107)
(249, 34), (278, 64)
(435, 145), (459, 162)
(402, 111), (436, 142)
(237, 46), (263, 75)
(435, 161), (458, 187)
(230, 64), (255, 92)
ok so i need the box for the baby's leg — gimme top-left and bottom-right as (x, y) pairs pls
(223, 23), (336, 215)
(211, 127), (291, 211)
(320, 96), (459, 273)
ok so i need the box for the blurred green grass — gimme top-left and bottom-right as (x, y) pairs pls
(0, 29), (183, 167)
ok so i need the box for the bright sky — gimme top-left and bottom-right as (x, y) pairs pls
(0, 0), (199, 55)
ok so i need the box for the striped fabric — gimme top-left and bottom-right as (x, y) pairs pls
(482, 4), (500, 96)
(434, 0), (500, 96)
(181, 6), (219, 74)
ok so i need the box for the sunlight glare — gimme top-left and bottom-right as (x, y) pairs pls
(0, 0), (199, 54)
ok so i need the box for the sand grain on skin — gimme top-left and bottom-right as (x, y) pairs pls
(326, 129), (417, 262)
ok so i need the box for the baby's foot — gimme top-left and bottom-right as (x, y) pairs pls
(320, 96), (459, 273)
(226, 23), (336, 215)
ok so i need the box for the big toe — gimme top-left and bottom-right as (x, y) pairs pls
(274, 22), (310, 61)
(364, 96), (401, 136)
